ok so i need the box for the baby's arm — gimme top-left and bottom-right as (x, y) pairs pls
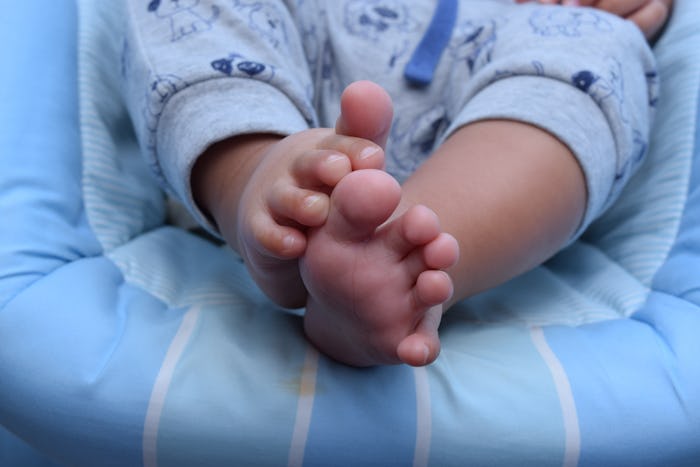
(516, 0), (673, 40)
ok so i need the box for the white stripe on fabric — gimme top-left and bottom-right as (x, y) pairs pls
(413, 366), (432, 467)
(530, 327), (581, 467)
(288, 346), (320, 467)
(143, 306), (202, 467)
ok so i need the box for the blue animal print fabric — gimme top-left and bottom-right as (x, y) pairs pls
(122, 0), (657, 238)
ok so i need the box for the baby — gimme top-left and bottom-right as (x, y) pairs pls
(123, 0), (671, 366)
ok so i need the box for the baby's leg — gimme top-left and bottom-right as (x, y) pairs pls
(301, 169), (459, 367)
(402, 119), (587, 305)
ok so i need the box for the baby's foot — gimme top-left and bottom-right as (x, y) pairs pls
(300, 169), (459, 366)
(235, 82), (395, 309)
(234, 131), (386, 308)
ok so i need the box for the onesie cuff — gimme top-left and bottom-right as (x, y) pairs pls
(156, 78), (310, 235)
(442, 75), (617, 242)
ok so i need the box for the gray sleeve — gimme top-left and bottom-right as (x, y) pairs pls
(122, 0), (316, 232)
(440, 6), (658, 239)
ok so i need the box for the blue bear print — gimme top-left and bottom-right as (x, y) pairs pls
(232, 0), (289, 49)
(211, 52), (318, 123)
(344, 0), (418, 41)
(211, 53), (276, 82)
(529, 8), (613, 37)
(449, 19), (499, 74)
(148, 0), (220, 42)
(571, 57), (628, 123)
(571, 70), (598, 93)
(343, 0), (418, 69)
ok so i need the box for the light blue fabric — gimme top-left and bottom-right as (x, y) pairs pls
(0, 425), (62, 467)
(1, 1), (699, 466)
(0, 1), (101, 310)
(543, 8), (700, 464)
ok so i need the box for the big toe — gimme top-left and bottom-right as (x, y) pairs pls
(336, 80), (394, 148)
(327, 169), (401, 241)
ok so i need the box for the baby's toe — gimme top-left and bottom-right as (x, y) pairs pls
(269, 184), (330, 227)
(293, 150), (352, 187)
(423, 233), (460, 270)
(327, 169), (401, 241)
(249, 211), (306, 258)
(397, 306), (443, 366)
(414, 270), (453, 307)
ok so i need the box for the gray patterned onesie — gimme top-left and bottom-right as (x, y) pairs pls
(122, 0), (658, 238)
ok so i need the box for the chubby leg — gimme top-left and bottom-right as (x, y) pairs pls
(401, 119), (587, 306)
(301, 169), (459, 367)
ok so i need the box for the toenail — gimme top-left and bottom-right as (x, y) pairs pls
(282, 235), (296, 251)
(359, 146), (380, 160)
(326, 153), (345, 164)
(421, 345), (430, 365)
(304, 194), (322, 208)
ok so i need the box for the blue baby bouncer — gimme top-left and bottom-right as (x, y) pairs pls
(1, 1), (699, 466)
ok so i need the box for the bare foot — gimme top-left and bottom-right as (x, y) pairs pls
(235, 81), (395, 308)
(300, 169), (459, 366)
(193, 83), (394, 309)
(232, 131), (385, 307)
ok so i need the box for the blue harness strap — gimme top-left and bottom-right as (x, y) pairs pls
(403, 0), (458, 87)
